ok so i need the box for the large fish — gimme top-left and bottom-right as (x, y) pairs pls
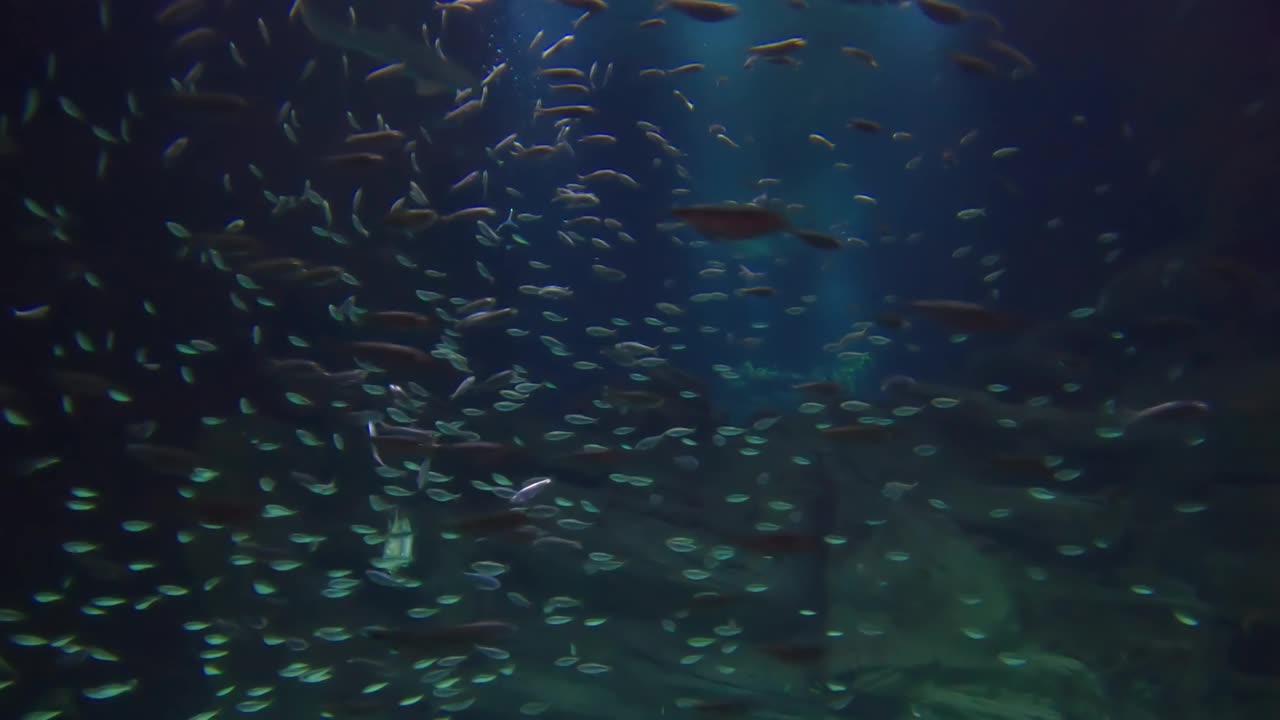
(295, 0), (477, 96)
(670, 203), (789, 241)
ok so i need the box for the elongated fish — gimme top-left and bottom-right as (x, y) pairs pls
(295, 0), (476, 96)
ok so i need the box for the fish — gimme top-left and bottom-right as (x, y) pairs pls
(789, 229), (842, 250)
(917, 0), (969, 25)
(1126, 400), (1212, 425)
(348, 341), (439, 368)
(602, 386), (667, 411)
(556, 0), (609, 12)
(847, 117), (882, 133)
(747, 37), (808, 57)
(3, 2), (1269, 719)
(841, 46), (879, 68)
(155, 0), (208, 26)
(950, 52), (998, 76)
(820, 424), (893, 444)
(671, 203), (789, 240)
(365, 620), (518, 652)
(659, 0), (741, 22)
(295, 0), (476, 97)
(792, 381), (844, 397)
(906, 299), (1021, 333)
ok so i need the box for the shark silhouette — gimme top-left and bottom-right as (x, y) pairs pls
(295, 0), (477, 97)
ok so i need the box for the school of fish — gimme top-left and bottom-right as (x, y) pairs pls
(2, 1), (1279, 720)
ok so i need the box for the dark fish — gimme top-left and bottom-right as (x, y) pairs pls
(539, 68), (587, 80)
(672, 203), (789, 240)
(450, 509), (532, 535)
(906, 299), (1020, 333)
(987, 39), (1036, 73)
(171, 27), (222, 52)
(1127, 400), (1212, 424)
(735, 531), (824, 554)
(879, 374), (922, 396)
(847, 117), (882, 133)
(155, 0), (207, 26)
(429, 441), (521, 465)
(792, 381), (844, 397)
(365, 310), (434, 330)
(558, 446), (625, 466)
(533, 101), (597, 120)
(343, 129), (408, 152)
(322, 152), (387, 170)
(917, 0), (969, 25)
(602, 386), (667, 411)
(760, 641), (828, 665)
(442, 207), (500, 224)
(820, 424), (893, 444)
(365, 620), (518, 652)
(348, 341), (437, 369)
(232, 539), (305, 562)
(659, 0), (741, 22)
(685, 591), (750, 610)
(241, 257), (306, 276)
(370, 434), (434, 455)
(266, 358), (327, 377)
(385, 207), (439, 231)
(790, 228), (842, 250)
(950, 52), (998, 76)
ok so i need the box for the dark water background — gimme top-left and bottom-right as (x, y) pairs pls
(2, 0), (1280, 718)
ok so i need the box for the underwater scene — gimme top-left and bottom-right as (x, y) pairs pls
(2, 0), (1279, 719)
